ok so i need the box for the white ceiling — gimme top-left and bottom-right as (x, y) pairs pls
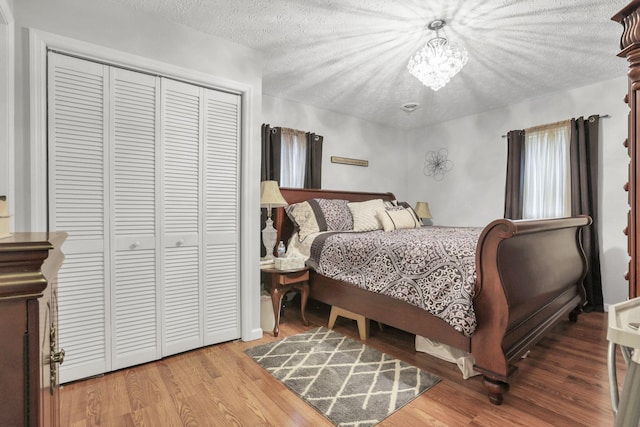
(109, 0), (630, 129)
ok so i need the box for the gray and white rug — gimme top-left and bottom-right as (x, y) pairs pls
(245, 327), (440, 427)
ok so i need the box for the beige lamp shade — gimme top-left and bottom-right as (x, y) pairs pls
(414, 201), (432, 219)
(260, 181), (288, 208)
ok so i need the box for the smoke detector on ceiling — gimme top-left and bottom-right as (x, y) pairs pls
(401, 102), (420, 112)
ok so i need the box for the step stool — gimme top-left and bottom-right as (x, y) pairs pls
(328, 306), (379, 341)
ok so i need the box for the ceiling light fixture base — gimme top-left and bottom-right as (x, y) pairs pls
(427, 19), (446, 31)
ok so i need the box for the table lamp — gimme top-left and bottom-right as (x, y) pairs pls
(260, 181), (288, 261)
(414, 201), (432, 225)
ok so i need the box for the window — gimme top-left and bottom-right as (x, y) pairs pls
(504, 116), (602, 309)
(522, 121), (571, 219)
(279, 128), (307, 188)
(261, 124), (323, 189)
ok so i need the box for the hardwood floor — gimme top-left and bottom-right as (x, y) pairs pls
(60, 300), (624, 426)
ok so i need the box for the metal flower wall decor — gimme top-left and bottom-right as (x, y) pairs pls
(423, 148), (453, 181)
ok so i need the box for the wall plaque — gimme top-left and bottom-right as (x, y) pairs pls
(330, 156), (368, 167)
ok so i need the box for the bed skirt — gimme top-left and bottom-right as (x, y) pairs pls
(415, 335), (480, 379)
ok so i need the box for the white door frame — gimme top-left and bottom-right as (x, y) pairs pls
(29, 29), (262, 342)
(0, 0), (14, 229)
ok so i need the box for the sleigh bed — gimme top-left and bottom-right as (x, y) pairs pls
(274, 187), (591, 405)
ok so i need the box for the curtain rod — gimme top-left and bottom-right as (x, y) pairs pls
(271, 126), (307, 135)
(500, 114), (610, 138)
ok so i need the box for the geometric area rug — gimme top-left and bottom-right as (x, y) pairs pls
(244, 327), (440, 427)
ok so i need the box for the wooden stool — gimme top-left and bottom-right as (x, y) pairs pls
(328, 306), (370, 340)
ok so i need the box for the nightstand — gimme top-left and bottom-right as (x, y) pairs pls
(261, 265), (310, 337)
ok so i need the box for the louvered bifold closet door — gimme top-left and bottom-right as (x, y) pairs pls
(49, 54), (242, 379)
(161, 78), (203, 356)
(48, 52), (110, 382)
(203, 89), (241, 345)
(110, 68), (161, 369)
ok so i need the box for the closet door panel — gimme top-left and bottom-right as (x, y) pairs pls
(203, 90), (241, 344)
(161, 79), (203, 356)
(110, 68), (161, 368)
(164, 245), (201, 351)
(204, 243), (239, 343)
(163, 80), (201, 237)
(48, 52), (109, 382)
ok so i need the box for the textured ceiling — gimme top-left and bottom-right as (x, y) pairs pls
(108, 0), (629, 129)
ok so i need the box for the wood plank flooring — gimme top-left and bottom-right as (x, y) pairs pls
(60, 300), (625, 426)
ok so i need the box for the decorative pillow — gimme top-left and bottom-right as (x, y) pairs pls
(348, 199), (385, 232)
(376, 206), (421, 231)
(285, 201), (320, 239)
(309, 198), (353, 231)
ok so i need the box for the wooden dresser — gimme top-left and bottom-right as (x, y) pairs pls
(614, 1), (640, 299)
(0, 233), (67, 427)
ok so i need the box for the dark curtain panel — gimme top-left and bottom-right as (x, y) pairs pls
(570, 115), (603, 311)
(504, 130), (525, 219)
(304, 132), (323, 189)
(260, 124), (282, 183)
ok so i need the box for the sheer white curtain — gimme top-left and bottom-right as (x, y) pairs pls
(522, 121), (571, 219)
(280, 128), (307, 188)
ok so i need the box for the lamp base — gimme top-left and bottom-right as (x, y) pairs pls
(262, 217), (277, 261)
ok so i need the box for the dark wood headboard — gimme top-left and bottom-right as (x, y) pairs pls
(274, 188), (396, 248)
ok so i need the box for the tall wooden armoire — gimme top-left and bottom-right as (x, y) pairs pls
(614, 1), (640, 299)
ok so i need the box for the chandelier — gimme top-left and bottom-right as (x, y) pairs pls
(407, 19), (468, 91)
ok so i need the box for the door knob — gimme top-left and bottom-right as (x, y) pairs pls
(51, 348), (65, 365)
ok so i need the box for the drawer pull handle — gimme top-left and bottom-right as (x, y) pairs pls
(130, 241), (141, 249)
(176, 239), (185, 246)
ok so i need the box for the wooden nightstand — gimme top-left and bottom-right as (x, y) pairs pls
(261, 265), (310, 337)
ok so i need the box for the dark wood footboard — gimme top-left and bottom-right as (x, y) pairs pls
(274, 188), (591, 405)
(471, 216), (591, 404)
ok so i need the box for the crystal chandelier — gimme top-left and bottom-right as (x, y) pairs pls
(407, 19), (468, 91)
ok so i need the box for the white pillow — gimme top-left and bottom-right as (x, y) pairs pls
(376, 207), (421, 232)
(348, 199), (385, 231)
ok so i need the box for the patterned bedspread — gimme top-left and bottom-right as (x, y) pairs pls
(307, 226), (482, 337)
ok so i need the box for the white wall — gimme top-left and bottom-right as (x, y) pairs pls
(12, 0), (264, 341)
(406, 76), (630, 308)
(263, 95), (409, 201)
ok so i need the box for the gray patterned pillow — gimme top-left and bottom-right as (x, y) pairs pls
(309, 198), (353, 231)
